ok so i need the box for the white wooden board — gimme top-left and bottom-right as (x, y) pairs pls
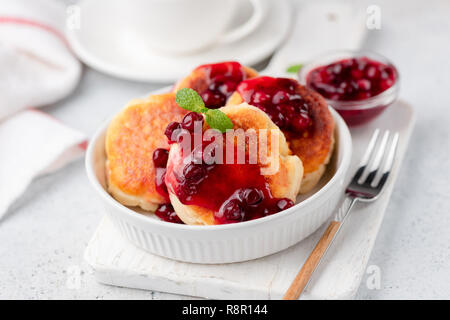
(84, 100), (415, 300)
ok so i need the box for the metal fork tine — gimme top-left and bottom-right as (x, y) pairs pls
(359, 129), (380, 167)
(353, 129), (380, 183)
(364, 130), (390, 185)
(382, 132), (399, 174)
(375, 132), (399, 189)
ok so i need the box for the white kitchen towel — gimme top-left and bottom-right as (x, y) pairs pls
(0, 0), (86, 218)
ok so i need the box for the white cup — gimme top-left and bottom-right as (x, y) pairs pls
(110, 0), (268, 54)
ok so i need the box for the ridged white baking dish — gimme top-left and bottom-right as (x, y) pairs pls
(85, 107), (351, 264)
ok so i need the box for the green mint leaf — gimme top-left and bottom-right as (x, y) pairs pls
(176, 88), (208, 113)
(175, 88), (234, 133)
(286, 63), (303, 74)
(205, 109), (234, 133)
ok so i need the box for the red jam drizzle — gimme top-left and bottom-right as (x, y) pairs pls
(165, 112), (294, 224)
(197, 61), (246, 109)
(153, 148), (184, 224)
(306, 57), (396, 101)
(236, 77), (311, 136)
(153, 148), (170, 202)
(154, 203), (183, 224)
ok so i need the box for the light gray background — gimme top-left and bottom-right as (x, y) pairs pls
(1, 0), (449, 299)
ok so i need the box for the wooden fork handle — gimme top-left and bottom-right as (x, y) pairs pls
(283, 220), (341, 300)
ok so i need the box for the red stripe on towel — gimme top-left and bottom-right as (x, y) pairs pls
(0, 16), (68, 46)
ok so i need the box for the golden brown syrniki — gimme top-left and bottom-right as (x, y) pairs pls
(105, 93), (188, 211)
(227, 76), (335, 193)
(173, 61), (258, 109)
(165, 103), (303, 225)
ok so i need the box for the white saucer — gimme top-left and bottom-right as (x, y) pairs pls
(66, 0), (291, 83)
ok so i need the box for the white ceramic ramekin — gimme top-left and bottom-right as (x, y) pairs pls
(85, 108), (352, 264)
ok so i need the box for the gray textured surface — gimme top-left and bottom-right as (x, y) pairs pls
(1, 0), (450, 299)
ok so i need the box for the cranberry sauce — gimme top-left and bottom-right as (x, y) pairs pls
(153, 148), (170, 202)
(336, 105), (388, 126)
(236, 77), (311, 136)
(306, 57), (396, 101)
(197, 61), (246, 109)
(153, 148), (184, 224)
(154, 203), (183, 224)
(164, 112), (294, 224)
(175, 157), (294, 224)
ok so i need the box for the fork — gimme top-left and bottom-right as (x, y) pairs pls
(283, 129), (400, 300)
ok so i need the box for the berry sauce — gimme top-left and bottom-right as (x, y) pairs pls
(154, 203), (183, 224)
(197, 61), (247, 109)
(164, 113), (295, 224)
(236, 77), (312, 136)
(152, 148), (170, 203)
(306, 57), (396, 101)
(152, 148), (184, 224)
(335, 104), (388, 126)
